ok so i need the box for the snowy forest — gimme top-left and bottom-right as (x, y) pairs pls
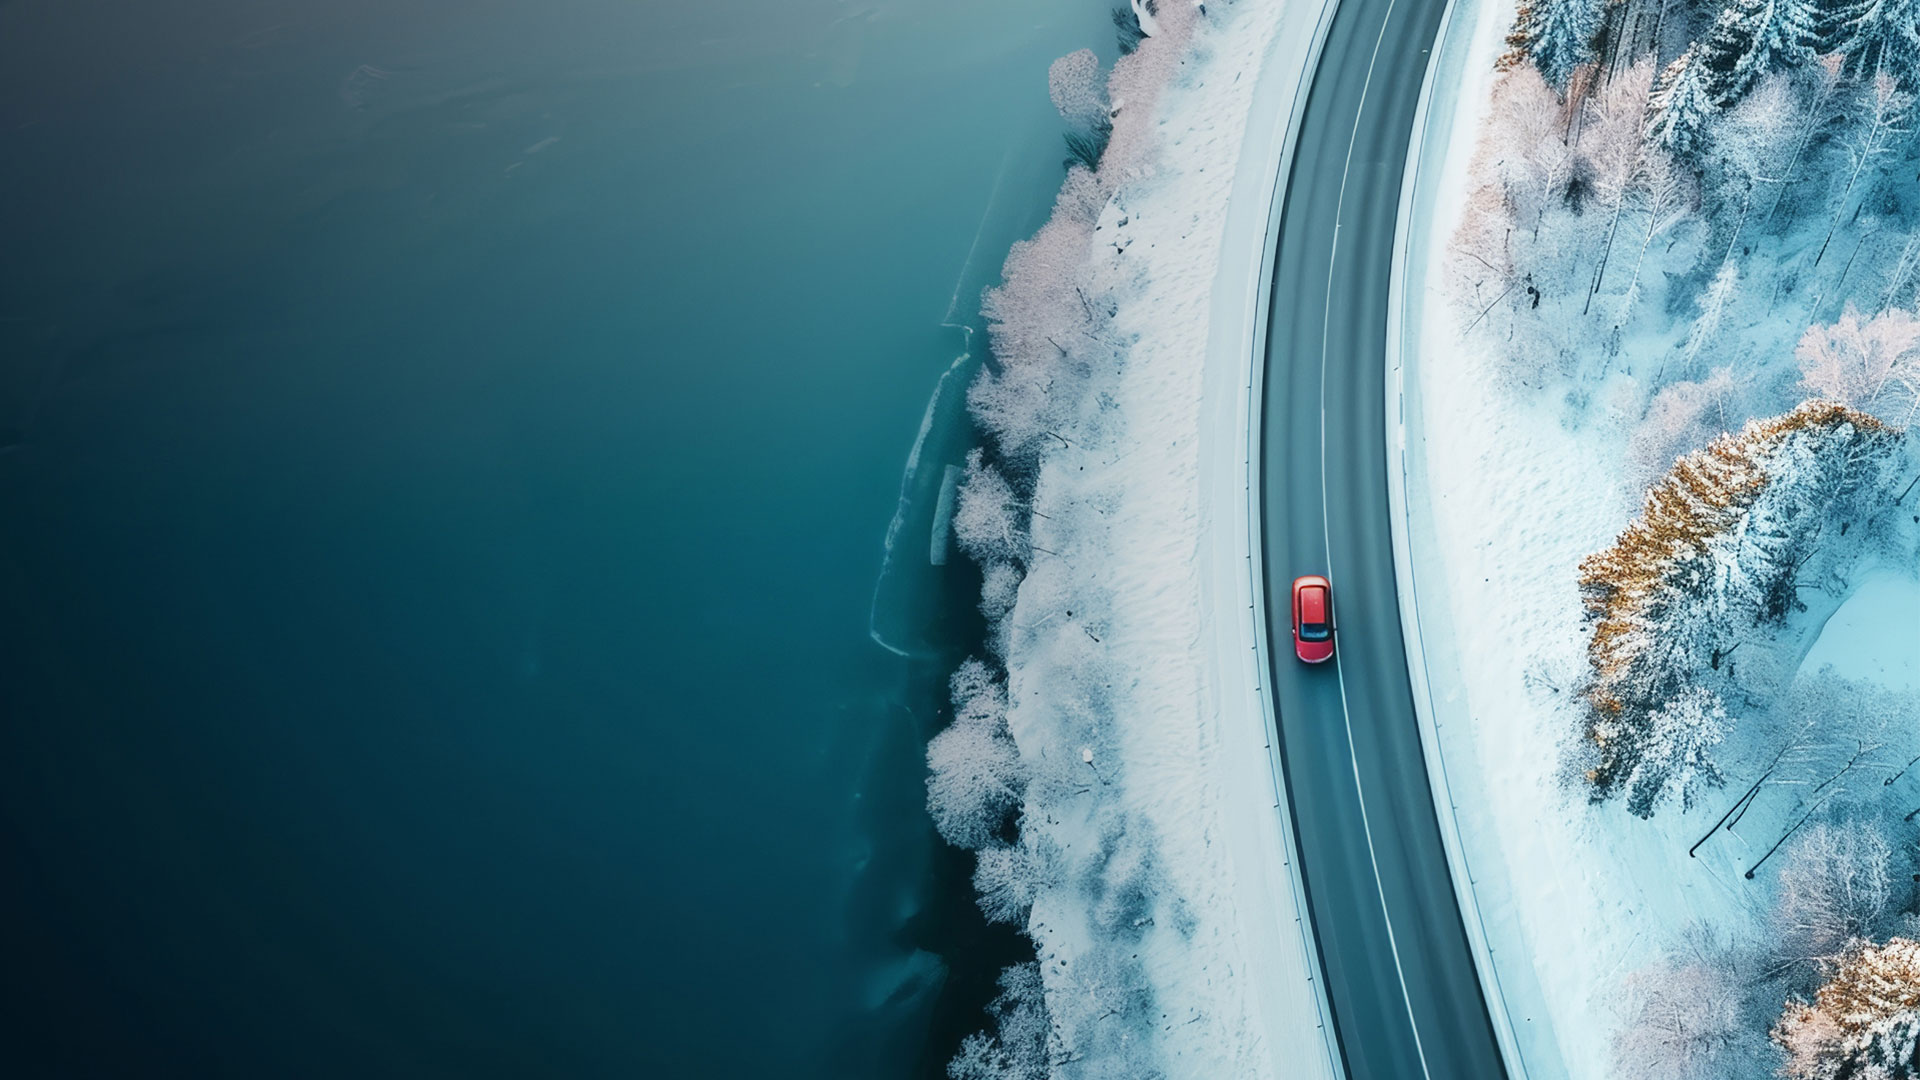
(922, 3), (1206, 1079)
(1458, 0), (1920, 1075)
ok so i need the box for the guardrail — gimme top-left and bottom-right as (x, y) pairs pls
(1382, 0), (1537, 1076)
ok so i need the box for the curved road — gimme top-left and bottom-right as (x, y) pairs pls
(1260, 0), (1507, 1078)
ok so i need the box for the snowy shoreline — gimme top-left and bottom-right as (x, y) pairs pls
(1009, 1), (1345, 1073)
(923, 0), (1375, 1074)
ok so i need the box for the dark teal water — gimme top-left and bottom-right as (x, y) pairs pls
(0, 1), (1111, 1076)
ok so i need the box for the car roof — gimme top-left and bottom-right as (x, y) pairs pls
(1299, 584), (1326, 622)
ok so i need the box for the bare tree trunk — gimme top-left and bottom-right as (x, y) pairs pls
(1586, 188), (1633, 314)
(1765, 73), (1841, 232)
(1815, 103), (1896, 268)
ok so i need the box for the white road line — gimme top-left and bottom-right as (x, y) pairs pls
(1314, 1), (1436, 1078)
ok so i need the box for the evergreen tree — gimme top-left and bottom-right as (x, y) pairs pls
(1529, 0), (1605, 90)
(1697, 0), (1822, 105)
(1501, 3), (1540, 70)
(1825, 0), (1920, 87)
(1648, 46), (1719, 161)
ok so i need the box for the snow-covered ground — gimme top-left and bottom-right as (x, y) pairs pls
(1397, 2), (1920, 1079)
(928, 0), (1374, 1076)
(1009, 1), (1342, 1076)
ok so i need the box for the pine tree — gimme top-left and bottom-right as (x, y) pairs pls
(1648, 47), (1720, 162)
(1622, 685), (1728, 816)
(1501, 3), (1540, 70)
(1529, 0), (1605, 90)
(1697, 0), (1821, 106)
(1825, 0), (1920, 88)
(1577, 402), (1901, 811)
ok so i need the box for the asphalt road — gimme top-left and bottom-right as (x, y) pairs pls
(1260, 0), (1509, 1077)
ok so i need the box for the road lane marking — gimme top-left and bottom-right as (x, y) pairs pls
(1313, 1), (1437, 1078)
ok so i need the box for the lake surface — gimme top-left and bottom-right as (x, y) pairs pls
(0, 1), (1114, 1075)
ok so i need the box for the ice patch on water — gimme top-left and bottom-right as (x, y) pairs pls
(869, 339), (974, 658)
(929, 464), (961, 567)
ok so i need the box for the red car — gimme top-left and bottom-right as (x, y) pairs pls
(1291, 575), (1335, 664)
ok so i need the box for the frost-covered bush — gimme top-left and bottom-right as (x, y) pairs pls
(1798, 304), (1920, 426)
(948, 963), (1051, 1080)
(1577, 401), (1903, 814)
(954, 450), (1031, 567)
(1048, 49), (1108, 128)
(1772, 821), (1894, 969)
(927, 659), (1025, 849)
(974, 833), (1063, 925)
(1613, 936), (1766, 1080)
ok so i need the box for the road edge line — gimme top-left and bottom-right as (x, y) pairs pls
(1382, 0), (1534, 1076)
(1210, 0), (1346, 1073)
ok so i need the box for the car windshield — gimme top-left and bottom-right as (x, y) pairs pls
(1300, 621), (1329, 642)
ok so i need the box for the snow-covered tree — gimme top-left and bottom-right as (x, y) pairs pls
(1578, 402), (1903, 812)
(1697, 0), (1821, 106)
(1798, 303), (1920, 424)
(972, 203), (1106, 470)
(979, 213), (1102, 370)
(1826, 0), (1920, 87)
(1648, 46), (1719, 163)
(1764, 53), (1847, 229)
(1495, 65), (1580, 228)
(926, 659), (1025, 849)
(1100, 1), (1197, 176)
(948, 962), (1052, 1080)
(954, 449), (1031, 566)
(973, 833), (1061, 924)
(1705, 74), (1797, 262)
(978, 560), (1022, 624)
(1528, 0), (1604, 90)
(1615, 146), (1692, 323)
(1775, 937), (1920, 1079)
(1582, 59), (1660, 311)
(1814, 73), (1911, 268)
(1622, 684), (1729, 816)
(1681, 261), (1742, 374)
(1772, 821), (1894, 967)
(1629, 366), (1747, 484)
(1614, 938), (1758, 1080)
(1048, 49), (1108, 128)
